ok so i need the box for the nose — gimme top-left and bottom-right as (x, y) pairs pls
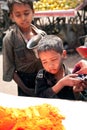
(48, 62), (54, 69)
(21, 15), (26, 21)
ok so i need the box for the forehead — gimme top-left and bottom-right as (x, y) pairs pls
(12, 3), (31, 11)
(39, 50), (60, 60)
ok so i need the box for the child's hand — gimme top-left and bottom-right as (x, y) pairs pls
(81, 80), (87, 90)
(73, 85), (84, 92)
(52, 74), (83, 94)
(59, 74), (82, 87)
(73, 79), (87, 93)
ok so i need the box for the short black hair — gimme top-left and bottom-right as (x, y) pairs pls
(7, 0), (33, 13)
(37, 35), (64, 54)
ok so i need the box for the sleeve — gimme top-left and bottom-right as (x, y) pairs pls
(35, 70), (58, 98)
(2, 32), (15, 81)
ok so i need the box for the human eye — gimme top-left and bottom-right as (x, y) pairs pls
(51, 58), (58, 62)
(24, 12), (30, 16)
(15, 13), (21, 18)
(42, 61), (47, 65)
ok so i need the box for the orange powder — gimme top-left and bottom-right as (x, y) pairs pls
(0, 104), (65, 130)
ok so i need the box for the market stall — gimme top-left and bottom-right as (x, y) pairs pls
(34, 0), (86, 17)
(33, 0), (87, 51)
(34, 9), (76, 17)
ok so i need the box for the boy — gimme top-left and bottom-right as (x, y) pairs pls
(2, 0), (46, 96)
(35, 35), (83, 100)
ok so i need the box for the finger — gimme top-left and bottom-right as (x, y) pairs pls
(81, 83), (87, 89)
(73, 86), (83, 92)
(76, 69), (87, 74)
(76, 70), (83, 74)
(72, 66), (81, 73)
(69, 74), (78, 78)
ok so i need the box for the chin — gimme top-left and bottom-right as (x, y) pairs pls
(49, 70), (57, 74)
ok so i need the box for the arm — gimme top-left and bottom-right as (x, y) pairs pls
(3, 31), (35, 96)
(52, 74), (82, 93)
(13, 72), (35, 96)
(73, 85), (87, 101)
(52, 74), (84, 100)
(3, 37), (34, 95)
(3, 33), (15, 81)
(73, 78), (87, 100)
(35, 71), (82, 98)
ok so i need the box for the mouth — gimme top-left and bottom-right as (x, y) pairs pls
(21, 21), (29, 25)
(49, 69), (57, 74)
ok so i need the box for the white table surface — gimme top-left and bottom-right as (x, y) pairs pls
(0, 92), (87, 130)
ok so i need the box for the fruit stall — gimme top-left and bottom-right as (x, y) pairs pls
(33, 0), (85, 17)
(33, 0), (87, 51)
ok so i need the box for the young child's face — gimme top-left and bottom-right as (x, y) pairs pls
(39, 50), (66, 74)
(10, 3), (34, 31)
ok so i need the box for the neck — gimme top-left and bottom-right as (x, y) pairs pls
(21, 26), (35, 40)
(55, 65), (65, 81)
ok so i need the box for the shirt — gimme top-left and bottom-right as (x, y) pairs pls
(3, 24), (46, 81)
(35, 65), (75, 100)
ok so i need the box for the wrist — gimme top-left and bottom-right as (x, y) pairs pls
(52, 80), (64, 93)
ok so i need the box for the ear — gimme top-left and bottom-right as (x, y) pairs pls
(62, 50), (67, 59)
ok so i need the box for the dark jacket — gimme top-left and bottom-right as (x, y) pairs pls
(35, 65), (75, 100)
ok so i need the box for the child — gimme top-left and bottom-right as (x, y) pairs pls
(35, 35), (83, 100)
(2, 0), (46, 96)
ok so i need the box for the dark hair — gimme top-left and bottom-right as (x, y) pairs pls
(37, 35), (64, 54)
(7, 0), (33, 13)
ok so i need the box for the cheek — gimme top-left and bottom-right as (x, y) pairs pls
(53, 63), (60, 73)
(28, 16), (33, 23)
(42, 64), (47, 70)
(41, 63), (50, 72)
(27, 12), (34, 20)
(54, 59), (62, 69)
(11, 15), (20, 23)
(10, 15), (15, 22)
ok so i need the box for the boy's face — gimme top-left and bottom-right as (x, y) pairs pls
(10, 3), (34, 31)
(39, 50), (66, 74)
